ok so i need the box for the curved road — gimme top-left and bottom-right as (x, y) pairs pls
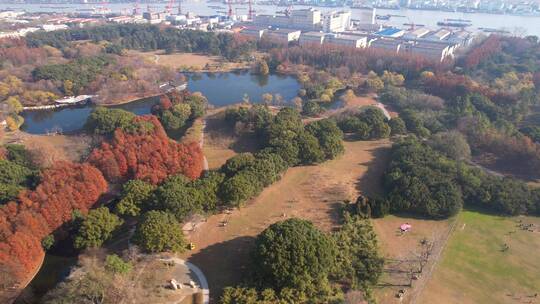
(160, 257), (210, 304)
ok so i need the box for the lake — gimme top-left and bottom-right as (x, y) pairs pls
(20, 72), (300, 134)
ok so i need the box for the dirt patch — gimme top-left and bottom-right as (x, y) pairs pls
(182, 139), (392, 301)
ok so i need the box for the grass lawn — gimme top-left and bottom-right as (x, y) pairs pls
(419, 210), (540, 304)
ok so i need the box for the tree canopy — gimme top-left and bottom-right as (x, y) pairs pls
(133, 210), (186, 253)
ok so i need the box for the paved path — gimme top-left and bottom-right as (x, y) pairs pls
(160, 257), (210, 304)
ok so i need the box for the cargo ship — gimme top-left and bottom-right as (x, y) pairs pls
(437, 18), (472, 27)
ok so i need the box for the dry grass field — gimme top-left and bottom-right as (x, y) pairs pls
(127, 50), (221, 70)
(3, 132), (92, 166)
(182, 139), (392, 301)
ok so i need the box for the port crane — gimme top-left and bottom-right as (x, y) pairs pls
(227, 0), (233, 18)
(248, 0), (255, 20)
(132, 0), (141, 16)
(166, 0), (175, 14)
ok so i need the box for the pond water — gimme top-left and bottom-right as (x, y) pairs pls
(186, 71), (301, 106)
(21, 71), (300, 135)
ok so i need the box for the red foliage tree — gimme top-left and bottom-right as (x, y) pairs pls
(462, 35), (502, 69)
(88, 115), (204, 184)
(0, 162), (108, 288)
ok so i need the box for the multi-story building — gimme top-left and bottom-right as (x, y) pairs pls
(291, 8), (322, 29)
(357, 8), (376, 25)
(323, 11), (351, 32)
(299, 31), (326, 46)
(254, 8), (322, 31)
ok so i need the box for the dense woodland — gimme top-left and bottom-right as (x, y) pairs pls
(25, 24), (255, 61)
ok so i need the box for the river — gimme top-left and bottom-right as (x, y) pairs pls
(20, 71), (300, 134)
(1, 1), (540, 36)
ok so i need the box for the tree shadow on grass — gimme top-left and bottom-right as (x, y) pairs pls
(187, 236), (256, 301)
(355, 143), (392, 198)
(204, 111), (260, 153)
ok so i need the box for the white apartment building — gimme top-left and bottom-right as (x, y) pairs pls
(323, 11), (352, 33)
(254, 8), (322, 31)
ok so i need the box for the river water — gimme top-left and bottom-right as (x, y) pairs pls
(1, 1), (540, 36)
(20, 71), (300, 134)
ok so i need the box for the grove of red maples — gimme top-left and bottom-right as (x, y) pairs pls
(88, 115), (204, 184)
(0, 162), (108, 284)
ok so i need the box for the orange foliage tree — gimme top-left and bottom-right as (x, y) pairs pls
(87, 115), (204, 184)
(0, 162), (108, 286)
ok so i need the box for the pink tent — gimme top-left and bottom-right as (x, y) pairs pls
(400, 223), (412, 232)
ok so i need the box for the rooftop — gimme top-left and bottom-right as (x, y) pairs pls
(376, 28), (403, 36)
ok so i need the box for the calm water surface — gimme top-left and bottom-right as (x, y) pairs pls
(1, 1), (539, 36)
(21, 72), (300, 134)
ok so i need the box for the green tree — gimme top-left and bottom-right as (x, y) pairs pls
(428, 131), (471, 161)
(116, 180), (155, 216)
(152, 177), (204, 221)
(104, 254), (132, 274)
(389, 117), (407, 135)
(42, 234), (55, 250)
(252, 218), (336, 298)
(221, 153), (256, 177)
(74, 207), (123, 249)
(189, 171), (226, 211)
(333, 213), (384, 289)
(85, 107), (136, 135)
(219, 170), (259, 207)
(297, 131), (325, 165)
(305, 119), (344, 160)
(301, 100), (322, 117)
(134, 211), (186, 253)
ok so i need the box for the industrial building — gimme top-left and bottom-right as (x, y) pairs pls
(376, 28), (406, 38)
(325, 34), (367, 48)
(403, 27), (430, 40)
(299, 31), (326, 46)
(409, 41), (454, 61)
(263, 28), (302, 43)
(369, 38), (404, 53)
(240, 26), (267, 39)
(425, 29), (451, 41)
